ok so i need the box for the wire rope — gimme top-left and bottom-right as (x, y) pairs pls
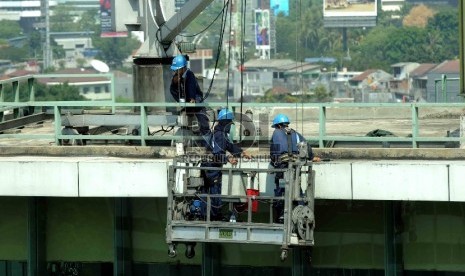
(299, 0), (304, 133)
(226, 0), (232, 108)
(201, 0), (230, 102)
(178, 2), (230, 38)
(239, 0), (246, 145)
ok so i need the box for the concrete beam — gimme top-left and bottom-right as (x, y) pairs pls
(0, 146), (464, 160)
(0, 147), (464, 201)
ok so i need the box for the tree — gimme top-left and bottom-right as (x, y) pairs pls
(28, 31), (42, 58)
(403, 4), (435, 27)
(0, 46), (29, 63)
(1, 82), (85, 102)
(427, 8), (459, 59)
(51, 4), (79, 32)
(0, 20), (22, 39)
(34, 83), (86, 101)
(92, 36), (141, 68)
(77, 9), (100, 33)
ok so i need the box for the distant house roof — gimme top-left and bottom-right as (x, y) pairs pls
(243, 59), (320, 76)
(4, 70), (35, 78)
(351, 69), (377, 82)
(243, 59), (296, 70)
(391, 62), (413, 67)
(430, 60), (459, 74)
(304, 57), (337, 64)
(0, 70), (35, 80)
(281, 63), (320, 76)
(409, 63), (437, 78)
(37, 68), (110, 85)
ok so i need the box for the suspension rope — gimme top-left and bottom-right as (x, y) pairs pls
(178, 1), (230, 38)
(201, 0), (230, 102)
(239, 0), (246, 144)
(226, 0), (232, 108)
(299, 0), (304, 133)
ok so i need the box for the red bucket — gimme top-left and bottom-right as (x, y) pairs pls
(246, 188), (259, 212)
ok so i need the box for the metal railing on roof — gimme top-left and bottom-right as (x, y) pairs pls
(0, 75), (464, 148)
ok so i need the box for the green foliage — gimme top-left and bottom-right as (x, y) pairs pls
(51, 39), (65, 59)
(0, 20), (22, 39)
(1, 82), (85, 102)
(51, 4), (80, 32)
(0, 46), (29, 62)
(263, 2), (458, 71)
(38, 83), (86, 101)
(182, 2), (227, 69)
(77, 9), (100, 33)
(427, 9), (459, 58)
(347, 5), (458, 71)
(115, 96), (133, 103)
(314, 85), (333, 102)
(256, 85), (332, 103)
(28, 31), (42, 57)
(1, 1), (460, 74)
(93, 36), (141, 68)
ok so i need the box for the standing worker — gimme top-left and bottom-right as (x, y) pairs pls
(170, 54), (212, 148)
(201, 108), (251, 220)
(269, 114), (319, 223)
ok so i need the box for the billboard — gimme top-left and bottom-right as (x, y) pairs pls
(323, 0), (377, 27)
(323, 0), (377, 17)
(255, 9), (271, 49)
(100, 0), (127, 37)
(270, 0), (289, 16)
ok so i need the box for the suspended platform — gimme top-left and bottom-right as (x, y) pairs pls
(165, 152), (316, 261)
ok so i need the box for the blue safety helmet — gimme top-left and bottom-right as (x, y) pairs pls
(170, 55), (187, 71)
(218, 108), (234, 121)
(271, 114), (290, 128)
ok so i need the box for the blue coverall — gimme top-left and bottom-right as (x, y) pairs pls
(270, 127), (312, 221)
(170, 68), (211, 143)
(201, 121), (243, 219)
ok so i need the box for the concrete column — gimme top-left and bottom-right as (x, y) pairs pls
(133, 62), (174, 114)
(27, 197), (46, 276)
(114, 198), (132, 276)
(384, 201), (403, 276)
(292, 247), (311, 276)
(202, 243), (221, 276)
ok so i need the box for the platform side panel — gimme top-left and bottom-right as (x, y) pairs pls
(79, 161), (168, 197)
(449, 164), (465, 201)
(221, 162), (276, 197)
(352, 162), (449, 201)
(313, 162), (352, 200)
(0, 161), (78, 196)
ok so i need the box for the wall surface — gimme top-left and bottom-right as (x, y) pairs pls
(0, 155), (464, 202)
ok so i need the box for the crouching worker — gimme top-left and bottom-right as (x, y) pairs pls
(269, 114), (319, 223)
(170, 54), (212, 148)
(201, 108), (251, 221)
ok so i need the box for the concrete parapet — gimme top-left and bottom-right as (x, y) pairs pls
(0, 146), (463, 160)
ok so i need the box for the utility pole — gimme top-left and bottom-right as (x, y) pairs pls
(42, 0), (51, 70)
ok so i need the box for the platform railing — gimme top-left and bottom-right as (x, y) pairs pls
(0, 75), (464, 148)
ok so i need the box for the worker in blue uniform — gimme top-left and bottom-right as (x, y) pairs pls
(170, 54), (211, 148)
(270, 114), (319, 223)
(201, 108), (251, 220)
